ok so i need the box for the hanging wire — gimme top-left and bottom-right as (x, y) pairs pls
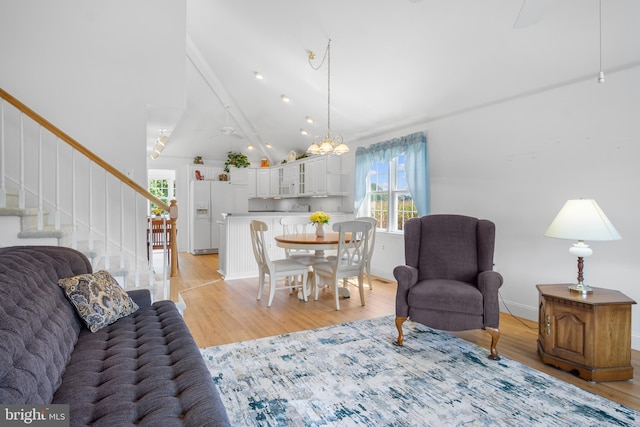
(598, 0), (605, 83)
(308, 39), (332, 136)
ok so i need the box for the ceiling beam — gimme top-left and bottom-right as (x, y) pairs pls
(186, 35), (268, 159)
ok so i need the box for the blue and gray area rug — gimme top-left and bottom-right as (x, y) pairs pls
(201, 315), (638, 426)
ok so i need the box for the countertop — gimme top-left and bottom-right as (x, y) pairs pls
(222, 211), (353, 217)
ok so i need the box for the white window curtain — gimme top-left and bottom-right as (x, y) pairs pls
(354, 131), (429, 216)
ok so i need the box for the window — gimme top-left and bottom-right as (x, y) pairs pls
(366, 155), (418, 231)
(148, 169), (176, 213)
(354, 131), (428, 231)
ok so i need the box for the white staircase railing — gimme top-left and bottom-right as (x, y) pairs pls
(0, 88), (179, 301)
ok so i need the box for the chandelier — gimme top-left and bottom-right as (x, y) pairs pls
(307, 39), (349, 156)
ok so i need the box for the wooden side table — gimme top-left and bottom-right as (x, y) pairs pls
(536, 284), (636, 382)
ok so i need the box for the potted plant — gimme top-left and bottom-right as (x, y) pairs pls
(193, 155), (204, 164)
(223, 151), (250, 173)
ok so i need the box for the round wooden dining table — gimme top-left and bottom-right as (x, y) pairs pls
(274, 232), (348, 259)
(274, 232), (352, 298)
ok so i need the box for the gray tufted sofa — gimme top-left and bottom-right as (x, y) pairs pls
(0, 246), (230, 426)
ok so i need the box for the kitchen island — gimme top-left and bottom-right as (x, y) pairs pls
(218, 211), (353, 280)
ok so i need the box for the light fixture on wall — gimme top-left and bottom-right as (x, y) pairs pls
(306, 39), (349, 156)
(544, 199), (621, 294)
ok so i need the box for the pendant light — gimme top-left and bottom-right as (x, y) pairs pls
(307, 39), (349, 156)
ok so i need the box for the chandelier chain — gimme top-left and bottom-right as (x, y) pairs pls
(327, 39), (331, 137)
(309, 39), (332, 137)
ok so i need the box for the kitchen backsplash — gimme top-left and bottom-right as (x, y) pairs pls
(248, 196), (346, 213)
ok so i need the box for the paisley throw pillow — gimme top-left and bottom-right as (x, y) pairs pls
(58, 270), (139, 332)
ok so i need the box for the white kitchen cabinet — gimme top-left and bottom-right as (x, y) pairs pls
(269, 167), (281, 197)
(297, 156), (345, 197)
(268, 164), (297, 198)
(229, 166), (248, 184)
(256, 168), (270, 197)
(247, 168), (256, 198)
(280, 163), (297, 197)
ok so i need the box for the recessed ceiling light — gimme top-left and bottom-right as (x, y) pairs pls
(247, 144), (254, 150)
(306, 116), (314, 124)
(265, 142), (273, 148)
(281, 95), (290, 103)
(300, 129), (308, 135)
(254, 71), (264, 80)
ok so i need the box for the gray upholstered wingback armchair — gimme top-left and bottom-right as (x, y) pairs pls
(393, 214), (504, 360)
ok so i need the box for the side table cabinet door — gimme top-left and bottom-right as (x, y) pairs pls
(549, 302), (591, 365)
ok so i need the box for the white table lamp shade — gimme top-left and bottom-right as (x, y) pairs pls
(544, 199), (621, 242)
(544, 199), (621, 294)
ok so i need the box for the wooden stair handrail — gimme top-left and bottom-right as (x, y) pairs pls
(0, 87), (178, 282)
(0, 88), (168, 211)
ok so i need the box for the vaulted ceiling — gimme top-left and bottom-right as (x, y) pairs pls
(146, 0), (640, 165)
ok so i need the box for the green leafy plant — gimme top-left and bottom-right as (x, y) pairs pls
(224, 151), (250, 173)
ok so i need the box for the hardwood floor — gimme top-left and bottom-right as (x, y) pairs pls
(175, 252), (640, 412)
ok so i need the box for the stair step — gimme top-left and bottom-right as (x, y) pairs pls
(76, 240), (105, 262)
(17, 224), (73, 246)
(0, 206), (51, 231)
(1, 188), (19, 208)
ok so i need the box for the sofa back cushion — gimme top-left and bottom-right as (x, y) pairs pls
(0, 246), (92, 403)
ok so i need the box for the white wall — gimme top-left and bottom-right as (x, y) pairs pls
(2, 0), (638, 349)
(0, 0), (186, 187)
(356, 65), (640, 349)
(0, 0), (187, 256)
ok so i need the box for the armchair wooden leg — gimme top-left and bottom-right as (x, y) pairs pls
(485, 327), (500, 360)
(394, 316), (407, 346)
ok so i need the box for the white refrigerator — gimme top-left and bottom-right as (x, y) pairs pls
(189, 181), (234, 254)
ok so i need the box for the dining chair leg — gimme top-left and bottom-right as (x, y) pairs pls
(300, 270), (309, 302)
(334, 278), (341, 310)
(358, 273), (366, 306)
(366, 263), (373, 290)
(308, 267), (316, 299)
(256, 271), (265, 301)
(314, 272), (320, 301)
(267, 275), (276, 307)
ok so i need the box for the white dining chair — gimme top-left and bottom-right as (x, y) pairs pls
(356, 216), (377, 290)
(279, 216), (315, 264)
(280, 215), (326, 299)
(327, 216), (377, 294)
(250, 220), (310, 307)
(313, 220), (371, 310)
